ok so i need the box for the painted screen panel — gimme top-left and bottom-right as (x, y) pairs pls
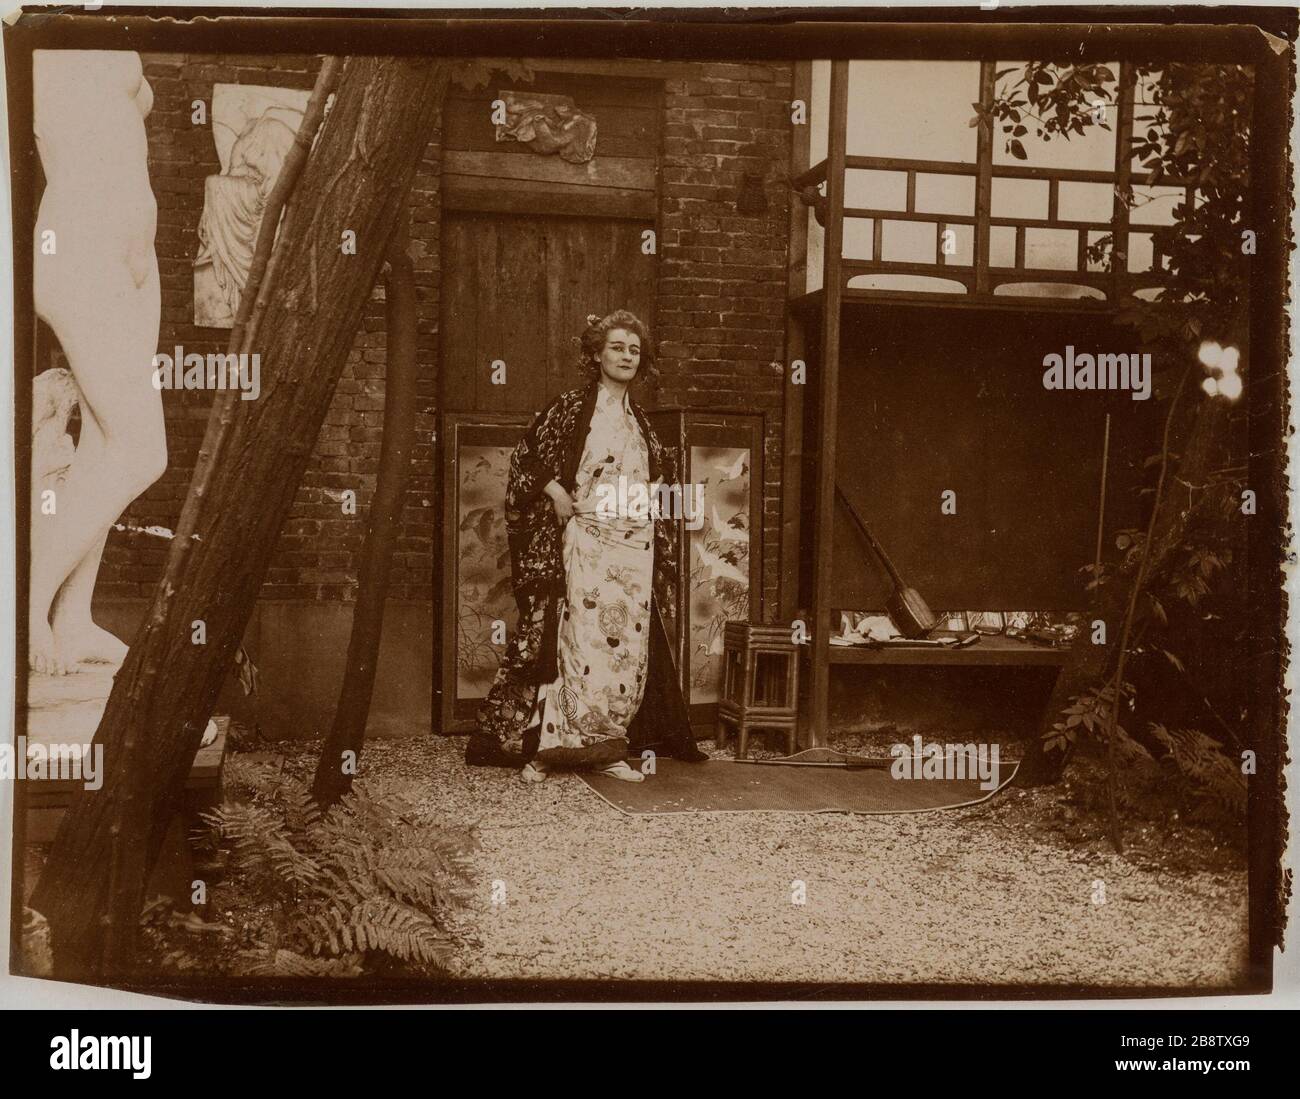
(456, 443), (517, 700)
(688, 445), (751, 703)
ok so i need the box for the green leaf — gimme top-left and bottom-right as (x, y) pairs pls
(1009, 139), (1028, 160)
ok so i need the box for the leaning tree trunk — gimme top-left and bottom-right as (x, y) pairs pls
(312, 214), (418, 806)
(31, 56), (451, 978)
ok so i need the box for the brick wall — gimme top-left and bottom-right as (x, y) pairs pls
(655, 61), (794, 622)
(93, 54), (792, 622)
(97, 52), (440, 603)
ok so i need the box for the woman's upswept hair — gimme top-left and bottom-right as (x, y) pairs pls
(577, 309), (659, 387)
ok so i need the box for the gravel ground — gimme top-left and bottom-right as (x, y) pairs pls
(266, 735), (1248, 990)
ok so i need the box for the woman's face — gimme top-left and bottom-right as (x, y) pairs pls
(595, 327), (641, 385)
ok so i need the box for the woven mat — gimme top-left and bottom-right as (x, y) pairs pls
(578, 752), (1018, 815)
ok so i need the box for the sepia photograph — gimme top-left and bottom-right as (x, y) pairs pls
(0, 4), (1293, 1022)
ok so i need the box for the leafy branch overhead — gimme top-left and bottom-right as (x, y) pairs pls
(985, 61), (1253, 338)
(972, 63), (1116, 160)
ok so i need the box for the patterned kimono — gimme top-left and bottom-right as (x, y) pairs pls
(467, 379), (705, 769)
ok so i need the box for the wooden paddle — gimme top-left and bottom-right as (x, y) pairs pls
(834, 484), (937, 639)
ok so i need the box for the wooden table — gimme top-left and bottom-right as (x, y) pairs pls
(827, 632), (1071, 667)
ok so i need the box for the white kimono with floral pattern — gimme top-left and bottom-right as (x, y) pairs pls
(531, 384), (657, 766)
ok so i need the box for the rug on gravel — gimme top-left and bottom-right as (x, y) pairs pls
(578, 752), (1019, 815)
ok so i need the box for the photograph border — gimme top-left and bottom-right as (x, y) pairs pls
(4, 4), (1291, 1003)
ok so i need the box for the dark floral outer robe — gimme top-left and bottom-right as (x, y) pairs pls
(466, 380), (706, 767)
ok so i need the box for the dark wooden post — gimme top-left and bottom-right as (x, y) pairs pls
(1110, 63), (1136, 300)
(312, 213), (419, 807)
(779, 59), (813, 627)
(807, 60), (849, 747)
(973, 61), (996, 295)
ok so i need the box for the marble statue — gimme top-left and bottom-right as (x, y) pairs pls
(194, 84), (310, 327)
(30, 50), (165, 675)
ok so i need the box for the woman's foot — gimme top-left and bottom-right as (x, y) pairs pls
(519, 761), (548, 784)
(599, 760), (645, 783)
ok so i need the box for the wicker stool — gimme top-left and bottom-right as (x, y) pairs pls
(715, 622), (800, 759)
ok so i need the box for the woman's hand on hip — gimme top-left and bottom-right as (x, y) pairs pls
(544, 479), (576, 524)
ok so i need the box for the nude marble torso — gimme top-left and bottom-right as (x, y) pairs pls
(30, 51), (167, 674)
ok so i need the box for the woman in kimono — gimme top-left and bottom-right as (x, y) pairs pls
(466, 310), (707, 781)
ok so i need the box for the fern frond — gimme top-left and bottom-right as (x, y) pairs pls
(208, 771), (474, 973)
(1149, 724), (1246, 822)
(351, 897), (452, 965)
(240, 947), (364, 977)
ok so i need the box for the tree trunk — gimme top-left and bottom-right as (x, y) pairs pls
(312, 214), (418, 806)
(31, 56), (450, 978)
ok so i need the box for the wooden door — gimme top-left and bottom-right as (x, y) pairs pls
(440, 213), (657, 413)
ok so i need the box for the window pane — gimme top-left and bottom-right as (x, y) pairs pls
(915, 173), (975, 216)
(1025, 227), (1078, 270)
(880, 219), (936, 264)
(1127, 231), (1155, 273)
(994, 282), (1105, 300)
(990, 225), (1017, 267)
(810, 60), (830, 168)
(845, 168), (907, 211)
(846, 61), (979, 163)
(1130, 69), (1164, 173)
(1058, 181), (1113, 223)
(805, 206), (824, 294)
(1130, 184), (1183, 226)
(848, 273), (968, 295)
(939, 223), (974, 266)
(1087, 230), (1111, 272)
(992, 177), (1048, 220)
(843, 217), (873, 261)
